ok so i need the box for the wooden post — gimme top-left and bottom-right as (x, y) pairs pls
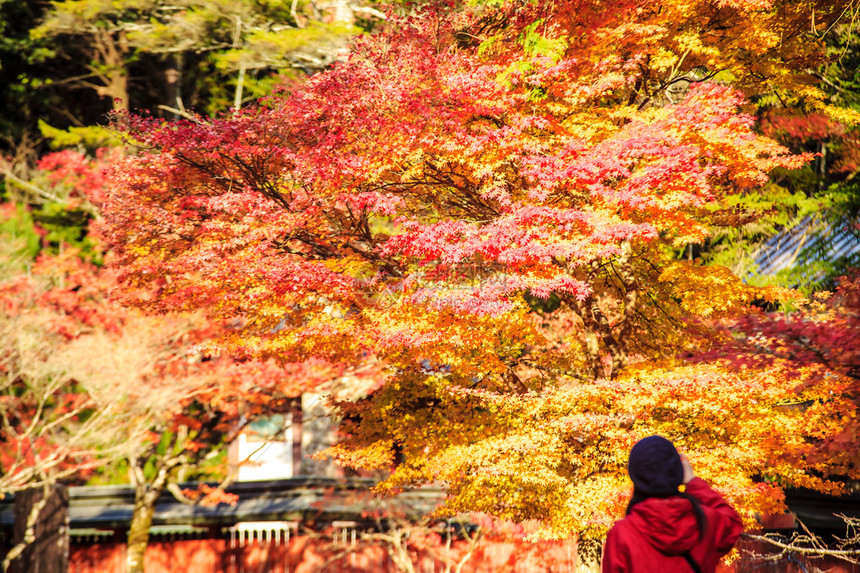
(291, 397), (303, 476)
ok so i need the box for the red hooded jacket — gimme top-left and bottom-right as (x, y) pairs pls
(601, 478), (743, 573)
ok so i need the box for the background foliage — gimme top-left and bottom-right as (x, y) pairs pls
(0, 0), (858, 566)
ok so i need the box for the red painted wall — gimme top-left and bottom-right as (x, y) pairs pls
(67, 534), (860, 572)
(69, 534), (579, 572)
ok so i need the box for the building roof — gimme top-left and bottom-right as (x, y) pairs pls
(752, 216), (860, 280)
(0, 478), (445, 532)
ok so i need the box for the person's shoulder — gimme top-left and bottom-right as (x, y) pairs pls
(607, 514), (637, 540)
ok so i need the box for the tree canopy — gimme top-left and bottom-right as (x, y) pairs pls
(101, 0), (860, 543)
(0, 147), (344, 572)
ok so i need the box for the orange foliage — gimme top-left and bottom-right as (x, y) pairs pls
(102, 0), (857, 541)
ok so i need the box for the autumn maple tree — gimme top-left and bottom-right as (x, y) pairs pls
(103, 0), (859, 553)
(0, 242), (128, 572)
(0, 253), (107, 487)
(0, 233), (334, 573)
(716, 273), (860, 472)
(1, 147), (340, 573)
(73, 305), (323, 573)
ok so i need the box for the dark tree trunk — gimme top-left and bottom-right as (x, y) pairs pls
(8, 485), (69, 573)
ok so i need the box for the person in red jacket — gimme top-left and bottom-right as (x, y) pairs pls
(602, 436), (743, 573)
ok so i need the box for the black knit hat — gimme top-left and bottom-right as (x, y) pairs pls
(627, 435), (684, 498)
